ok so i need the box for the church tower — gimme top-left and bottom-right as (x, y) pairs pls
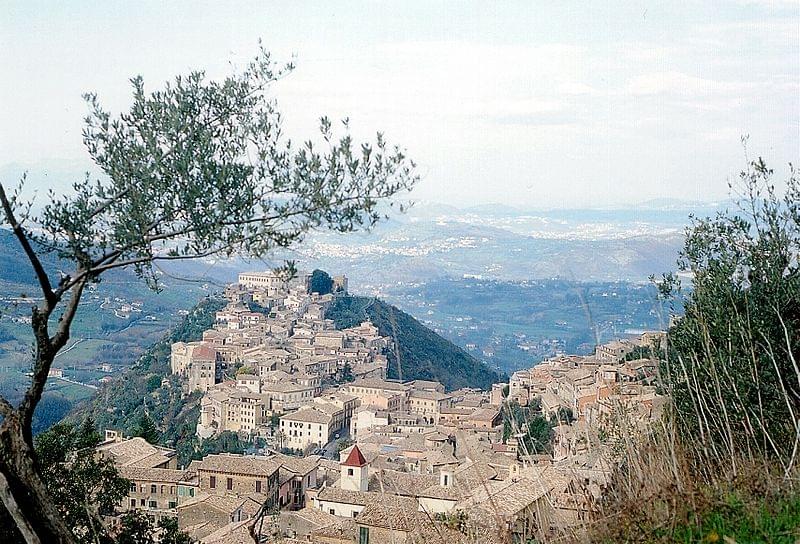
(340, 444), (369, 492)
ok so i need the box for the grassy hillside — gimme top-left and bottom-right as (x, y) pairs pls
(326, 295), (504, 391)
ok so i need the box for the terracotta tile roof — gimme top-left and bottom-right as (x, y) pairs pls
(284, 506), (338, 527)
(310, 517), (357, 540)
(348, 378), (407, 392)
(342, 445), (367, 467)
(200, 519), (254, 544)
(97, 437), (175, 468)
(118, 466), (193, 484)
(354, 495), (420, 532)
(178, 493), (245, 514)
(468, 408), (501, 421)
(316, 486), (370, 506)
(281, 408), (333, 425)
(196, 453), (280, 477)
(274, 453), (321, 476)
(417, 482), (464, 501)
(192, 344), (218, 361)
(456, 477), (552, 518)
(367, 469), (437, 496)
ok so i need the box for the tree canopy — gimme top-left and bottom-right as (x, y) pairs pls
(310, 269), (334, 295)
(133, 414), (159, 444)
(0, 47), (417, 543)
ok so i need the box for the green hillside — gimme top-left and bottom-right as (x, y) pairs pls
(0, 229), (218, 435)
(69, 296), (225, 463)
(326, 295), (504, 391)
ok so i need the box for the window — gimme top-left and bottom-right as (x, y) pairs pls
(227, 477), (233, 490)
(148, 500), (156, 509)
(189, 488), (195, 497)
(255, 480), (261, 493)
(168, 501), (177, 509)
(150, 484), (157, 494)
(140, 499), (145, 506)
(210, 476), (216, 489)
(359, 527), (370, 544)
(129, 483), (137, 492)
(161, 485), (166, 494)
(329, 509), (335, 515)
(347, 468), (354, 476)
(129, 499), (136, 508)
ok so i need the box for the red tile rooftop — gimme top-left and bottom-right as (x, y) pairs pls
(342, 445), (368, 467)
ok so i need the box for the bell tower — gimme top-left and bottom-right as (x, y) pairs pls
(340, 444), (369, 492)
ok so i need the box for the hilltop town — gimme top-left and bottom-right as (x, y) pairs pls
(90, 270), (666, 543)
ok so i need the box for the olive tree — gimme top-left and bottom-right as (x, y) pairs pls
(0, 48), (416, 543)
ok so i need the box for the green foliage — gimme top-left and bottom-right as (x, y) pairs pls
(522, 416), (553, 454)
(133, 413), (159, 444)
(235, 365), (254, 376)
(600, 483), (800, 544)
(71, 296), (224, 444)
(339, 361), (355, 383)
(75, 416), (102, 449)
(117, 511), (154, 544)
(658, 158), (800, 459)
(665, 493), (800, 544)
(624, 345), (653, 361)
(310, 269), (333, 295)
(157, 517), (192, 544)
(144, 374), (162, 393)
(247, 301), (270, 314)
(434, 510), (469, 533)
(31, 392), (72, 435)
(34, 420), (130, 543)
(501, 399), (554, 455)
(326, 295), (502, 391)
(198, 431), (245, 457)
(335, 438), (354, 454)
(32, 47), (416, 290)
(116, 513), (193, 544)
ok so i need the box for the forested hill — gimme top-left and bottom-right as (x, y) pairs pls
(326, 295), (504, 391)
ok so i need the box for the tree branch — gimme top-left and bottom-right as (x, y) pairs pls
(19, 277), (87, 426)
(0, 396), (13, 418)
(0, 469), (42, 544)
(0, 183), (55, 305)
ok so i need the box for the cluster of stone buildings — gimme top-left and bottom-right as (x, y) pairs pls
(168, 271), (390, 444)
(503, 331), (667, 512)
(507, 332), (665, 433)
(96, 429), (320, 542)
(144, 269), (669, 542)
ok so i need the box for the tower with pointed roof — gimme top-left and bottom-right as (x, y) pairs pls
(340, 444), (369, 492)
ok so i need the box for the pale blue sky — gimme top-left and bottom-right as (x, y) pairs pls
(1, 1), (798, 208)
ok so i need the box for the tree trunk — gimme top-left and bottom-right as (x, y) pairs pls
(0, 412), (76, 544)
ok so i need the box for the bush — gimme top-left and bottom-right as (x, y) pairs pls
(658, 158), (800, 464)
